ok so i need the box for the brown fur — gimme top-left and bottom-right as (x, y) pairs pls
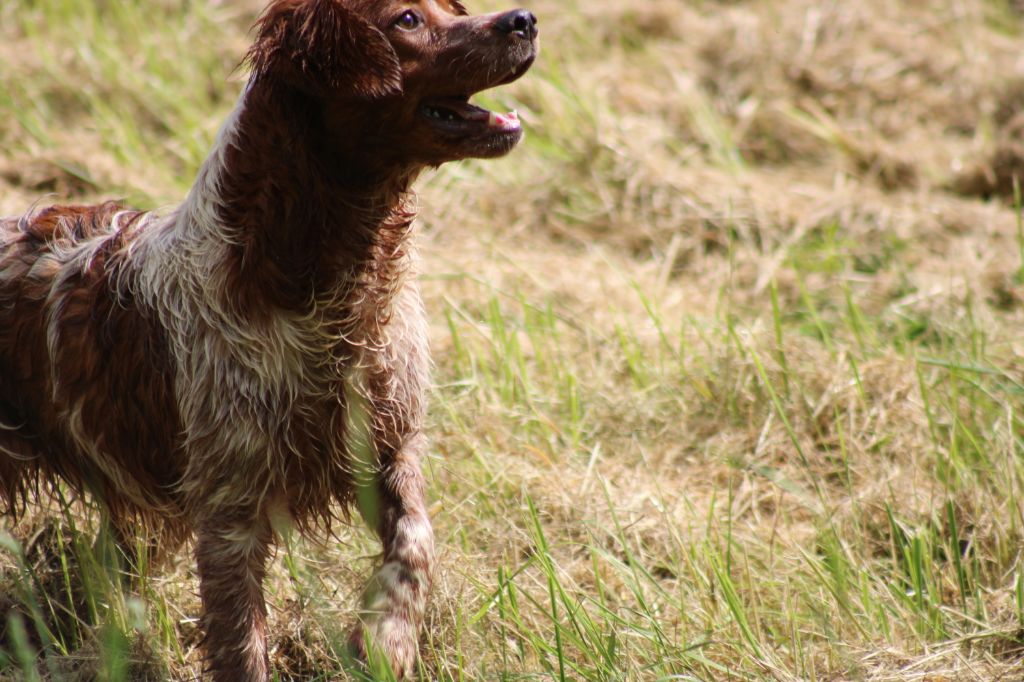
(0, 0), (536, 678)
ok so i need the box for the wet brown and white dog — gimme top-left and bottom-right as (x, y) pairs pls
(0, 0), (536, 678)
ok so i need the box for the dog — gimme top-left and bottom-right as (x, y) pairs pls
(0, 0), (537, 678)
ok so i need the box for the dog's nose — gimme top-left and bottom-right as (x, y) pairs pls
(494, 9), (538, 41)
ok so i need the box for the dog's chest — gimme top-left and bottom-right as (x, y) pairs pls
(133, 213), (429, 491)
(177, 305), (353, 450)
(173, 279), (426, 461)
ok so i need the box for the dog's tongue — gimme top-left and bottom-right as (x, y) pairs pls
(486, 110), (520, 131)
(435, 98), (521, 131)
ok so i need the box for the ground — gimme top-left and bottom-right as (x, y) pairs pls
(2, 0), (1024, 680)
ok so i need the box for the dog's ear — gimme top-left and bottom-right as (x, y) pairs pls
(247, 0), (402, 99)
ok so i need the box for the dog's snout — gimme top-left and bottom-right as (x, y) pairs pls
(494, 9), (538, 41)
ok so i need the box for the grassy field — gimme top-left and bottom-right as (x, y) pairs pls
(3, 0), (1024, 679)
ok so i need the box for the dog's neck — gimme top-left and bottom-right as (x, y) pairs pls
(179, 81), (421, 314)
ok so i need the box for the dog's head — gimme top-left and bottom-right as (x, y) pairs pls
(247, 0), (538, 166)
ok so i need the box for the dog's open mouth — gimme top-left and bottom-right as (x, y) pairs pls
(414, 53), (536, 158)
(419, 95), (521, 135)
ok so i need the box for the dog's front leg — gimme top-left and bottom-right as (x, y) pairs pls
(196, 510), (274, 682)
(352, 433), (435, 679)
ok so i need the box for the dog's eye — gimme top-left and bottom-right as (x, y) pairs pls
(394, 10), (422, 30)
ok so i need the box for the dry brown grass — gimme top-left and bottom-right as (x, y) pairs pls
(3, 0), (1024, 679)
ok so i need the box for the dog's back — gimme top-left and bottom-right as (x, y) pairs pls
(0, 205), (186, 531)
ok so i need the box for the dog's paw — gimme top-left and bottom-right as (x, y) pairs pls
(347, 616), (418, 680)
(347, 561), (427, 679)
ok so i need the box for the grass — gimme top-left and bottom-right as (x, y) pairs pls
(3, 0), (1024, 679)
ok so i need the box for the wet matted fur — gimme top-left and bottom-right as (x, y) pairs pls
(0, 0), (537, 678)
